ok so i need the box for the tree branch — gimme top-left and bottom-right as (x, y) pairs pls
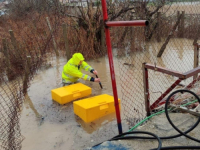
(110, 6), (135, 21)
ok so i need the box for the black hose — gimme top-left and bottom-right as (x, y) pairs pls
(111, 131), (162, 150)
(150, 146), (200, 150)
(165, 89), (200, 143)
(92, 89), (200, 150)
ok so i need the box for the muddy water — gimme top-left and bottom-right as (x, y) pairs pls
(20, 38), (197, 150)
(20, 54), (127, 150)
(114, 38), (197, 122)
(157, 2), (200, 15)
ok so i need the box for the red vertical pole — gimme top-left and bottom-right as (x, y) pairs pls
(101, 0), (122, 134)
(143, 63), (150, 116)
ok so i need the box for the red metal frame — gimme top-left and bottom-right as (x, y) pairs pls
(150, 79), (183, 110)
(144, 63), (200, 114)
(106, 20), (148, 27)
(143, 63), (150, 116)
(156, 75), (200, 107)
(145, 63), (184, 79)
(186, 75), (200, 89)
(101, 0), (148, 134)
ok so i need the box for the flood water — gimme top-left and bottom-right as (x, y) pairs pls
(20, 38), (198, 150)
(20, 51), (126, 150)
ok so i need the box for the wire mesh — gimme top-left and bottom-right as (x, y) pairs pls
(1, 0), (200, 149)
(114, 1), (200, 127)
(0, 0), (107, 149)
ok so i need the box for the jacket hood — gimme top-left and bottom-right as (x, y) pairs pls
(72, 53), (85, 65)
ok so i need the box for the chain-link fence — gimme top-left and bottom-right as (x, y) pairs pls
(114, 1), (200, 126)
(0, 1), (66, 149)
(1, 0), (200, 149)
(0, 0), (108, 149)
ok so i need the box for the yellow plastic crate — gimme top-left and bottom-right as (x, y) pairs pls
(51, 83), (91, 105)
(73, 94), (121, 123)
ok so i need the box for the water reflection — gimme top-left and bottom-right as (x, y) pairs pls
(75, 113), (116, 134)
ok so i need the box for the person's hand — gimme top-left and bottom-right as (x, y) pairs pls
(94, 78), (100, 82)
(93, 70), (98, 75)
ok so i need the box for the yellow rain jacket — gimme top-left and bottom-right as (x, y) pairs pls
(62, 53), (94, 83)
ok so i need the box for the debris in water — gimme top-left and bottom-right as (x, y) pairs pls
(123, 63), (134, 67)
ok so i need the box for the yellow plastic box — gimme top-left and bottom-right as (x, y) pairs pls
(73, 94), (121, 123)
(51, 83), (91, 105)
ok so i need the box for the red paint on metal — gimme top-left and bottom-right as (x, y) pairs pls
(145, 63), (184, 79)
(184, 66), (200, 78)
(101, 0), (148, 133)
(186, 75), (200, 89)
(101, 0), (108, 20)
(101, 0), (122, 134)
(150, 79), (182, 110)
(158, 75), (200, 107)
(106, 20), (148, 27)
(145, 68), (150, 116)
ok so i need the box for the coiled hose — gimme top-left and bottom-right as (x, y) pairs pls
(93, 89), (200, 150)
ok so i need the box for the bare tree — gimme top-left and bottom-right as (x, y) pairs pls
(66, 0), (171, 55)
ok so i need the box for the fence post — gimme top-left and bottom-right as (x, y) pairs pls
(156, 12), (161, 42)
(2, 38), (11, 69)
(23, 56), (31, 95)
(130, 26), (135, 51)
(9, 30), (21, 59)
(177, 11), (181, 37)
(142, 63), (150, 116)
(46, 17), (59, 57)
(157, 13), (182, 57)
(25, 94), (42, 118)
(101, 25), (106, 54)
(62, 23), (70, 60)
(193, 44), (199, 80)
(2, 38), (12, 80)
(180, 11), (185, 37)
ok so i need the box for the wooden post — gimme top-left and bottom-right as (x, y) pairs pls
(23, 56), (31, 95)
(25, 94), (42, 118)
(62, 23), (70, 60)
(46, 17), (59, 57)
(2, 38), (13, 80)
(156, 12), (161, 42)
(193, 44), (199, 80)
(101, 25), (106, 54)
(143, 63), (150, 116)
(180, 11), (185, 37)
(130, 27), (135, 51)
(2, 38), (11, 70)
(157, 13), (182, 57)
(9, 30), (22, 60)
(177, 11), (181, 37)
(9, 30), (17, 50)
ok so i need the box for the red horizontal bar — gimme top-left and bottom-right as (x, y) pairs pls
(145, 63), (185, 79)
(183, 66), (200, 78)
(105, 20), (149, 27)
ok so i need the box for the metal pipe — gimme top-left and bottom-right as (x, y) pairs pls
(184, 65), (200, 78)
(150, 79), (182, 110)
(143, 63), (150, 116)
(145, 63), (185, 79)
(186, 75), (200, 89)
(106, 20), (149, 27)
(101, 0), (122, 134)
